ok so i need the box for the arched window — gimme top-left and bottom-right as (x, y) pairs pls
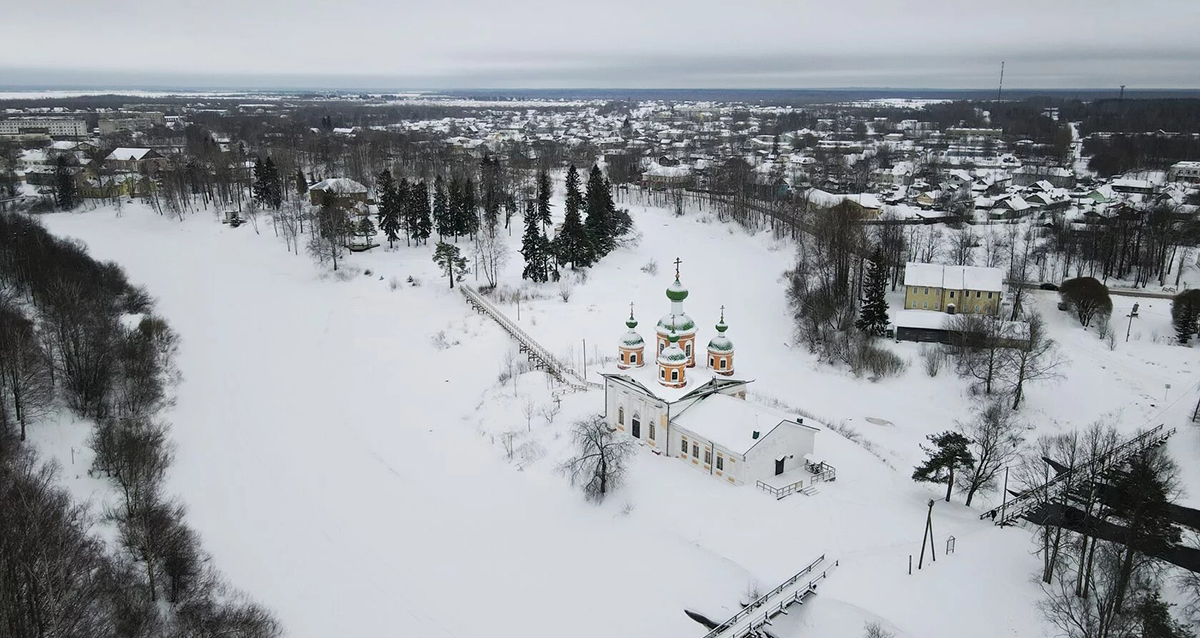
(631, 412), (641, 438)
(660, 367), (666, 379)
(618, 406), (624, 425)
(659, 341), (665, 354)
(719, 358), (727, 370)
(685, 342), (692, 357)
(671, 369), (679, 381)
(630, 352), (637, 364)
(709, 356), (715, 367)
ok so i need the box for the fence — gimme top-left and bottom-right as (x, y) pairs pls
(700, 555), (835, 638)
(980, 423), (1176, 525)
(459, 284), (601, 392)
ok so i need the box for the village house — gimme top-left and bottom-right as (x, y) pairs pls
(308, 177), (369, 208)
(903, 262), (1004, 315)
(1167, 161), (1200, 184)
(601, 266), (822, 488)
(103, 148), (168, 173)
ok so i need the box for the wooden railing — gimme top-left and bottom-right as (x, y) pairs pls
(981, 423), (1175, 525)
(459, 284), (602, 392)
(756, 479), (805, 500)
(700, 555), (835, 638)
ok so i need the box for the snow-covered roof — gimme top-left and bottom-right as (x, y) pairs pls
(643, 162), (692, 178)
(310, 177), (367, 194)
(601, 364), (750, 405)
(903, 263), (1004, 292)
(656, 312), (697, 336)
(892, 309), (952, 330)
(620, 330), (644, 348)
(903, 262), (945, 288)
(672, 393), (815, 456)
(106, 147), (153, 161)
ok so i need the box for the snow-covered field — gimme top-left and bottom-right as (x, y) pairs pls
(32, 195), (1200, 638)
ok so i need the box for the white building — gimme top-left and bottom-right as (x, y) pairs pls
(0, 117), (88, 138)
(1167, 161), (1200, 184)
(601, 267), (820, 487)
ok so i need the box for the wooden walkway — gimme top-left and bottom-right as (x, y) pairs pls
(459, 284), (602, 393)
(700, 555), (835, 638)
(980, 423), (1176, 526)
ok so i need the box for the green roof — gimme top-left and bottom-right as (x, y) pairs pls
(666, 279), (689, 302)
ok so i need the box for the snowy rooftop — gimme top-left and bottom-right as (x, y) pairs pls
(601, 362), (750, 404)
(903, 263), (1004, 292)
(106, 147), (153, 161)
(672, 393), (815, 455)
(310, 177), (367, 194)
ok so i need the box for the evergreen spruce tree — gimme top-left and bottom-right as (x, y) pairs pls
(1170, 289), (1200, 344)
(912, 431), (975, 502)
(251, 156), (267, 205)
(294, 168), (308, 198)
(856, 247), (890, 336)
(53, 156), (77, 210)
(357, 216), (376, 246)
(521, 201), (549, 282)
(480, 156), (502, 231)
(411, 181), (432, 245)
(376, 169), (401, 248)
(552, 165), (593, 269)
(264, 158), (282, 210)
(433, 176), (451, 240)
(397, 178), (413, 246)
(448, 177), (464, 242)
(461, 177), (479, 239)
(432, 241), (468, 289)
(583, 165), (615, 258)
(536, 168), (553, 229)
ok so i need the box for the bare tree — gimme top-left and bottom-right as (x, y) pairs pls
(982, 227), (1006, 269)
(947, 313), (1014, 395)
(474, 224), (509, 289)
(559, 414), (634, 503)
(522, 397), (535, 432)
(863, 621), (896, 638)
(0, 302), (55, 440)
(540, 399), (562, 426)
(1002, 313), (1065, 409)
(956, 399), (1027, 506)
(1039, 541), (1139, 638)
(951, 226), (977, 266)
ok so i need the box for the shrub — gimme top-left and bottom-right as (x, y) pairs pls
(1059, 277), (1112, 327)
(559, 279), (574, 302)
(920, 344), (946, 377)
(640, 259), (658, 275)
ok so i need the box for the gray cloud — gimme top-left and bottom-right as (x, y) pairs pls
(1, 0), (1197, 89)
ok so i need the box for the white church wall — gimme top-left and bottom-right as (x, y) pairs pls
(742, 423), (816, 484)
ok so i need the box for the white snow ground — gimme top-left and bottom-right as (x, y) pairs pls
(33, 196), (1200, 638)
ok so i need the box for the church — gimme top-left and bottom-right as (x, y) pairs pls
(600, 263), (820, 487)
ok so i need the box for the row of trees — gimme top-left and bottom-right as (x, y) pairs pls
(913, 415), (1197, 635)
(0, 212), (280, 637)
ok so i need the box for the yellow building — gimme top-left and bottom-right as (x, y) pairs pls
(903, 262), (1004, 315)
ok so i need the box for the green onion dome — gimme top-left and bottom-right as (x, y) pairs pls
(666, 278), (689, 302)
(656, 313), (697, 335)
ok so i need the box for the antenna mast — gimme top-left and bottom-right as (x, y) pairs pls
(997, 61), (1005, 101)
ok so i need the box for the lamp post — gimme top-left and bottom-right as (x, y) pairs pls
(1125, 302), (1139, 342)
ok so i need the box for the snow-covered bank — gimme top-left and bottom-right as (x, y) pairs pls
(36, 199), (1198, 638)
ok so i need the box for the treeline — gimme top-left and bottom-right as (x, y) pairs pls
(1044, 202), (1200, 288)
(0, 213), (281, 637)
(1070, 99), (1200, 136)
(1083, 134), (1199, 176)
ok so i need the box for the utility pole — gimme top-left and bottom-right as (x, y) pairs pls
(999, 467), (1009, 524)
(918, 499), (937, 569)
(1119, 85), (1126, 104)
(997, 61), (1005, 101)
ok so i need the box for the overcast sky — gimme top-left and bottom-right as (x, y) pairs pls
(3, 0), (1198, 89)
